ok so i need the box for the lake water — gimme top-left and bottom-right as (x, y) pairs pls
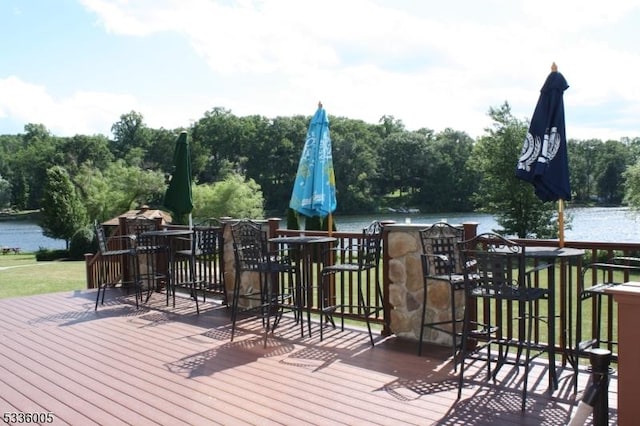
(0, 222), (66, 252)
(332, 206), (640, 243)
(2, 206), (640, 252)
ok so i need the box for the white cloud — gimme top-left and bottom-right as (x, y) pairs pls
(2, 0), (639, 139)
(0, 76), (137, 136)
(522, 0), (639, 27)
(0, 76), (53, 122)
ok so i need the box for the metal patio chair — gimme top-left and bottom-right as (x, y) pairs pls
(417, 222), (465, 369)
(320, 220), (385, 346)
(94, 223), (139, 309)
(457, 232), (553, 412)
(229, 220), (299, 346)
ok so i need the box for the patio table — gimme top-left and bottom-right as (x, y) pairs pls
(141, 228), (194, 308)
(268, 235), (337, 337)
(521, 246), (585, 389)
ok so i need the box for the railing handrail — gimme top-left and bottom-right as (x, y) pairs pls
(85, 224), (133, 289)
(513, 238), (640, 251)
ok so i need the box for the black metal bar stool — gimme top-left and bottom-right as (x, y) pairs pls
(320, 221), (385, 346)
(417, 222), (465, 369)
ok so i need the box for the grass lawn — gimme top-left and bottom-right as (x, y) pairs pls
(0, 253), (86, 299)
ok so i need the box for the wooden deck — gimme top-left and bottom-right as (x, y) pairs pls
(0, 289), (617, 425)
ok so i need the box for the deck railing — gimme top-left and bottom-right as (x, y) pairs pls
(86, 217), (640, 358)
(164, 224), (226, 302)
(512, 238), (640, 360)
(84, 224), (135, 289)
(268, 225), (387, 330)
(85, 221), (226, 297)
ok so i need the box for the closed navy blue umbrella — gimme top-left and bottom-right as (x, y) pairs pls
(516, 63), (570, 245)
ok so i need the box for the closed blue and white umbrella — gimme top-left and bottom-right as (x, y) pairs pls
(289, 102), (337, 232)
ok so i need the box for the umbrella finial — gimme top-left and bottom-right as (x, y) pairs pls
(318, 101), (323, 109)
(551, 62), (558, 72)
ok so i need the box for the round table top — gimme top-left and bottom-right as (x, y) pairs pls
(269, 235), (337, 245)
(141, 229), (193, 237)
(524, 246), (585, 258)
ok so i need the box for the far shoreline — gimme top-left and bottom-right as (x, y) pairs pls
(0, 210), (41, 222)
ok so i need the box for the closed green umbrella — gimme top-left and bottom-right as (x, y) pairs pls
(163, 131), (193, 226)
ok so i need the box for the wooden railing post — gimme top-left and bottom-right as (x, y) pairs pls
(118, 216), (132, 284)
(462, 222), (479, 342)
(267, 218), (281, 239)
(84, 253), (95, 289)
(380, 220), (395, 336)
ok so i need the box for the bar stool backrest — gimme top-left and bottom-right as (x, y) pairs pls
(419, 222), (464, 277)
(125, 216), (160, 247)
(459, 232), (525, 297)
(230, 220), (268, 272)
(358, 220), (383, 269)
(95, 223), (110, 254)
(194, 226), (219, 256)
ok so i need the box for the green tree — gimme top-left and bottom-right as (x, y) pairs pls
(0, 175), (10, 208)
(145, 127), (184, 173)
(10, 174), (28, 210)
(11, 124), (64, 209)
(623, 161), (640, 208)
(60, 134), (114, 175)
(418, 129), (477, 212)
(379, 130), (429, 199)
(472, 102), (558, 238)
(191, 107), (252, 183)
(0, 133), (29, 209)
(40, 166), (87, 248)
(330, 117), (382, 213)
(75, 160), (165, 223)
(0, 135), (20, 184)
(377, 115), (406, 138)
(595, 140), (629, 204)
(625, 137), (640, 164)
(110, 111), (152, 165)
(568, 139), (601, 203)
(250, 115), (306, 213)
(192, 173), (264, 220)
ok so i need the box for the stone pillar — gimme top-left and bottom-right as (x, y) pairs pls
(385, 222), (477, 344)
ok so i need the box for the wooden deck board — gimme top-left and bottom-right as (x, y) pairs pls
(0, 290), (618, 425)
(31, 319), (254, 425)
(3, 334), (209, 425)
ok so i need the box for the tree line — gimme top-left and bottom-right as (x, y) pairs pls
(1, 102), (639, 247)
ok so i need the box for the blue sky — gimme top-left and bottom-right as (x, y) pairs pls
(1, 0), (639, 140)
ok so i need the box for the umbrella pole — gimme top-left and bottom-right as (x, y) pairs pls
(328, 213), (333, 237)
(558, 199), (565, 248)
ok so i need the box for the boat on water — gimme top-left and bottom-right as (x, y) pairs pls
(386, 207), (420, 214)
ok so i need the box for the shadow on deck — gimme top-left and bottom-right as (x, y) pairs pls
(0, 289), (617, 425)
